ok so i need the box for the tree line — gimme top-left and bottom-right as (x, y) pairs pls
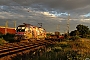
(70, 24), (90, 38)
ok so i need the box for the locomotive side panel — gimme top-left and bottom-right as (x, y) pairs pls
(37, 27), (46, 40)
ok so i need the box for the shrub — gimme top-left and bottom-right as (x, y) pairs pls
(0, 38), (6, 45)
(69, 36), (80, 41)
(3, 33), (15, 43)
(52, 47), (62, 52)
(0, 32), (3, 38)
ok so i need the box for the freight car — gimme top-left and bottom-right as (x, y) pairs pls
(46, 32), (64, 41)
(14, 23), (46, 41)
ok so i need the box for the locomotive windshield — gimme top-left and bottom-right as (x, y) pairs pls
(17, 27), (25, 32)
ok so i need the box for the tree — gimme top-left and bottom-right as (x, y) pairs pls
(70, 30), (79, 36)
(76, 24), (90, 38)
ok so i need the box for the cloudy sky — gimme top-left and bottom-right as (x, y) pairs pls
(0, 0), (90, 33)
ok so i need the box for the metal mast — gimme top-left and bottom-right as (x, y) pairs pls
(14, 21), (16, 30)
(67, 14), (70, 36)
(56, 24), (60, 32)
(5, 21), (8, 27)
(5, 21), (8, 34)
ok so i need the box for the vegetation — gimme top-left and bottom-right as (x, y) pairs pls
(0, 33), (15, 44)
(69, 36), (80, 41)
(31, 38), (90, 60)
(0, 32), (3, 38)
(31, 24), (90, 60)
(2, 33), (15, 43)
(70, 30), (79, 36)
(0, 32), (7, 45)
(0, 38), (7, 45)
(70, 24), (90, 38)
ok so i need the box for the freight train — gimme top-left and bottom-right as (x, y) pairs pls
(14, 23), (46, 41)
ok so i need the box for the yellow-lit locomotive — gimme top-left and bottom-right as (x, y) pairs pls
(14, 23), (46, 41)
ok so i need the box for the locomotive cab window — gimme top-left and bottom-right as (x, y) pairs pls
(18, 27), (21, 29)
(22, 27), (25, 29)
(17, 27), (25, 32)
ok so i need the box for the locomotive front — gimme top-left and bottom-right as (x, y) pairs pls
(15, 24), (32, 40)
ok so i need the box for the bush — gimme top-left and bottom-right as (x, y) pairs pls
(0, 32), (3, 38)
(86, 35), (90, 39)
(52, 47), (62, 52)
(3, 33), (15, 43)
(0, 38), (6, 45)
(69, 36), (80, 41)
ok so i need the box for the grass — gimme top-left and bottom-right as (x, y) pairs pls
(0, 38), (7, 45)
(2, 38), (90, 60)
(64, 38), (90, 59)
(36, 38), (90, 60)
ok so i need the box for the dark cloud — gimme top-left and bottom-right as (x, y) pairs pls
(11, 0), (90, 10)
(0, 0), (13, 5)
(0, 0), (90, 13)
(0, 0), (89, 10)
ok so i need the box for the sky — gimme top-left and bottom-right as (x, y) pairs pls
(0, 0), (90, 33)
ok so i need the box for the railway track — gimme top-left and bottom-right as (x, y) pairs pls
(0, 40), (55, 59)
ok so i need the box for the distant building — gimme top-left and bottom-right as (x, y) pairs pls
(0, 26), (16, 34)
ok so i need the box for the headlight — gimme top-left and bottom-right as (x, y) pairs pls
(24, 33), (26, 35)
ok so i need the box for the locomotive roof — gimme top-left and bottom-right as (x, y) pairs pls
(18, 25), (26, 27)
(17, 23), (45, 29)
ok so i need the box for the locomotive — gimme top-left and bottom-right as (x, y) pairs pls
(14, 23), (46, 41)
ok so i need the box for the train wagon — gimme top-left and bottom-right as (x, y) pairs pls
(14, 23), (46, 41)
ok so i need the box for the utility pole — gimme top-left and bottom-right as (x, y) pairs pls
(5, 21), (8, 27)
(67, 14), (70, 36)
(5, 21), (8, 34)
(14, 21), (16, 30)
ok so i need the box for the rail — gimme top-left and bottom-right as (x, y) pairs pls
(0, 40), (55, 60)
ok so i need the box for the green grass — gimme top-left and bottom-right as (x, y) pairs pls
(0, 38), (6, 45)
(32, 38), (90, 60)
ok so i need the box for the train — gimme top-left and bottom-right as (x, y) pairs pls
(14, 23), (46, 41)
(46, 32), (64, 41)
